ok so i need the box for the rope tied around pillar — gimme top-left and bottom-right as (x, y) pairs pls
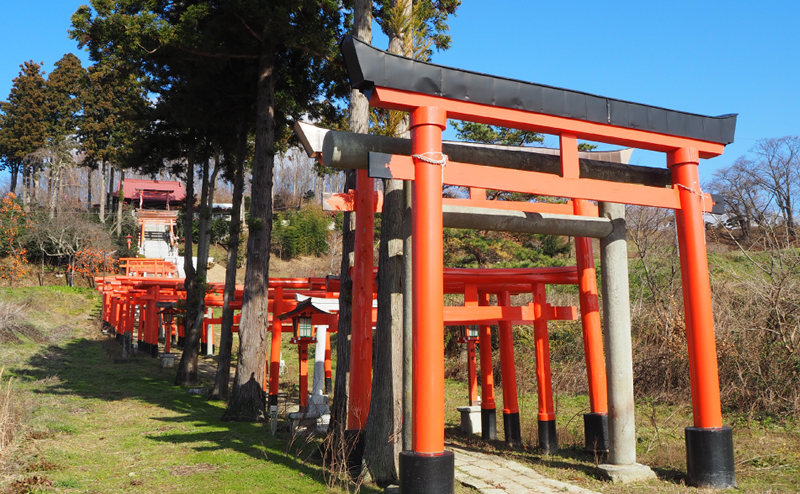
(675, 183), (708, 245)
(412, 152), (448, 181)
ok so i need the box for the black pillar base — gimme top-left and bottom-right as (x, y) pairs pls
(150, 343), (158, 358)
(685, 426), (736, 488)
(268, 394), (278, 408)
(200, 342), (207, 354)
(583, 412), (608, 453)
(325, 377), (332, 394)
(399, 451), (454, 494)
(139, 341), (148, 353)
(210, 345), (215, 355)
(481, 408), (497, 440)
(503, 412), (522, 448)
(177, 336), (184, 349)
(538, 419), (558, 454)
(115, 333), (122, 342)
(344, 429), (366, 479)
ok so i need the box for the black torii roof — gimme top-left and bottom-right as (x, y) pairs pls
(340, 36), (737, 146)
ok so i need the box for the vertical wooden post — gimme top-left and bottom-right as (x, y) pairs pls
(347, 168), (374, 430)
(268, 286), (284, 412)
(299, 342), (309, 410)
(498, 290), (522, 448)
(533, 283), (557, 453)
(478, 292), (497, 440)
(398, 106), (453, 494)
(573, 198), (609, 452)
(669, 149), (735, 488)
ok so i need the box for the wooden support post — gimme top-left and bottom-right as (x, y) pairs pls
(574, 198), (609, 453)
(399, 106), (454, 494)
(478, 292), (497, 440)
(268, 286), (284, 416)
(498, 290), (522, 448)
(533, 283), (557, 454)
(669, 149), (735, 488)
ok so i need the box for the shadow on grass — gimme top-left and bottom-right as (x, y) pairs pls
(18, 334), (381, 493)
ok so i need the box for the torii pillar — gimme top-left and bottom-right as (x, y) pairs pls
(398, 106), (453, 493)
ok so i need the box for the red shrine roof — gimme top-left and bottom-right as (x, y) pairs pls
(116, 179), (186, 203)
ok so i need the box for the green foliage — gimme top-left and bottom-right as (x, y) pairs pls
(443, 228), (568, 269)
(272, 205), (332, 260)
(451, 121), (543, 147)
(0, 61), (49, 189)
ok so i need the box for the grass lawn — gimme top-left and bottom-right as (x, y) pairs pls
(2, 286), (799, 493)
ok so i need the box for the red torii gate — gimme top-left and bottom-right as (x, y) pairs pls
(337, 36), (736, 491)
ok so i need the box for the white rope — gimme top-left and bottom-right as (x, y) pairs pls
(411, 152), (447, 165)
(412, 152), (448, 182)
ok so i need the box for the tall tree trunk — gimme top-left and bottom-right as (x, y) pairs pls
(176, 149), (200, 385)
(9, 166), (18, 194)
(325, 168), (356, 468)
(223, 46), (276, 422)
(211, 121), (248, 401)
(116, 170), (125, 236)
(365, 178), (404, 486)
(108, 165), (115, 217)
(87, 167), (92, 210)
(48, 164), (60, 219)
(326, 0), (373, 475)
(99, 161), (106, 223)
(364, 2), (410, 483)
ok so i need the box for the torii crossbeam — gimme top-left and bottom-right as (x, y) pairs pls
(338, 35), (737, 492)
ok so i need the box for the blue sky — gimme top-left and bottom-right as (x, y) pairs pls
(2, 0), (798, 182)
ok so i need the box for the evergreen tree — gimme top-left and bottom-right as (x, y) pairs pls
(43, 54), (86, 217)
(0, 61), (48, 193)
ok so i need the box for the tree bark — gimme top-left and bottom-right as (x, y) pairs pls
(116, 170), (125, 236)
(10, 166), (18, 194)
(175, 149), (200, 385)
(325, 168), (356, 469)
(87, 167), (92, 210)
(326, 0), (372, 472)
(364, 2), (410, 482)
(223, 45), (276, 422)
(98, 161), (106, 223)
(211, 121), (248, 401)
(365, 178), (404, 486)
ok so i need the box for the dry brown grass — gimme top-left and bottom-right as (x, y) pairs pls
(0, 368), (20, 467)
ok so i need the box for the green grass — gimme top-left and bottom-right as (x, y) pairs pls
(0, 287), (383, 494)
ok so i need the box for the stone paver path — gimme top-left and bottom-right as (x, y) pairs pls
(450, 445), (599, 494)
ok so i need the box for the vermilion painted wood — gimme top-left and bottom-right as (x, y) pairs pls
(348, 168), (375, 430)
(478, 292), (496, 413)
(410, 106), (448, 454)
(574, 199), (609, 415)
(442, 304), (577, 325)
(370, 87), (726, 159)
(560, 133), (580, 179)
(669, 149), (724, 429)
(372, 154), (720, 212)
(269, 286), (284, 398)
(498, 291), (520, 415)
(533, 284), (556, 421)
(298, 342), (309, 408)
(464, 284), (479, 406)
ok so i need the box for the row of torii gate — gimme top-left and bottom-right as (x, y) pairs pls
(293, 36), (738, 492)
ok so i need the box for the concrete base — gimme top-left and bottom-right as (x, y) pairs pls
(457, 406), (482, 435)
(596, 463), (657, 484)
(159, 353), (176, 368)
